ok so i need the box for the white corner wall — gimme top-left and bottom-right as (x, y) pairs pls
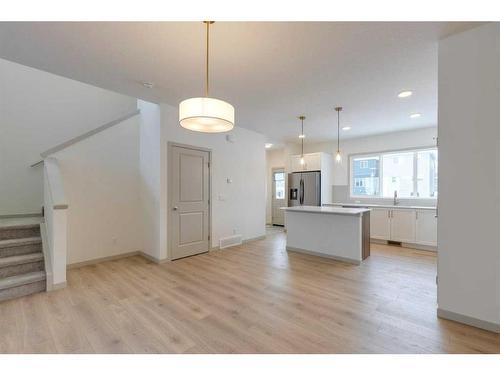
(54, 116), (142, 265)
(138, 100), (163, 260)
(0, 58), (137, 215)
(156, 103), (266, 260)
(437, 23), (500, 331)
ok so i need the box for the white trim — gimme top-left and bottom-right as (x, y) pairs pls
(437, 308), (500, 334)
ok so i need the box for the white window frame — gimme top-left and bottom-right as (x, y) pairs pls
(349, 146), (438, 200)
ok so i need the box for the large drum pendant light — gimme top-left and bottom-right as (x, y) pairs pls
(179, 21), (234, 133)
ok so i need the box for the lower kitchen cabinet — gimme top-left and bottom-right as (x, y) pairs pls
(390, 209), (416, 243)
(368, 207), (437, 249)
(370, 208), (391, 240)
(415, 209), (438, 246)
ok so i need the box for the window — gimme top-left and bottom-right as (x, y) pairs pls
(351, 156), (380, 196)
(350, 148), (438, 199)
(382, 151), (414, 198)
(273, 172), (285, 200)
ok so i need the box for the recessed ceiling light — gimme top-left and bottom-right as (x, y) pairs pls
(265, 143), (273, 149)
(142, 82), (154, 89)
(342, 126), (351, 131)
(398, 90), (413, 98)
(298, 134), (305, 139)
(410, 113), (421, 119)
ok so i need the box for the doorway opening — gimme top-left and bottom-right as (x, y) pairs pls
(271, 168), (286, 226)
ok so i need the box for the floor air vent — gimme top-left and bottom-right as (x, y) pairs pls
(219, 235), (242, 249)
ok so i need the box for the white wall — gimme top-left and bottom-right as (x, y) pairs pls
(266, 148), (286, 224)
(138, 100), (163, 260)
(54, 116), (142, 265)
(437, 23), (500, 330)
(284, 127), (438, 205)
(145, 103), (266, 261)
(0, 58), (137, 215)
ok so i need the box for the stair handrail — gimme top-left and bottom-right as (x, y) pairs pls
(30, 109), (141, 165)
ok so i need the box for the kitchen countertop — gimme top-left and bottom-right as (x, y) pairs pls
(282, 205), (371, 216)
(327, 202), (437, 210)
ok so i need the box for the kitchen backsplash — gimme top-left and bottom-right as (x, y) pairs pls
(332, 185), (437, 207)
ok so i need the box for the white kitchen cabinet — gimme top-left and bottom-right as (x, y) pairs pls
(390, 209), (416, 243)
(304, 153), (321, 171)
(289, 152), (324, 172)
(364, 206), (436, 248)
(370, 208), (391, 240)
(289, 155), (304, 173)
(415, 209), (437, 246)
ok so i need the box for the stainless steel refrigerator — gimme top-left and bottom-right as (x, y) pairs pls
(288, 171), (321, 206)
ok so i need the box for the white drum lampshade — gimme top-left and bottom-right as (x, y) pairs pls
(179, 97), (234, 133)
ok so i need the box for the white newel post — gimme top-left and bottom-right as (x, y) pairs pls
(43, 157), (68, 290)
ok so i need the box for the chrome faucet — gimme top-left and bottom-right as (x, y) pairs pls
(393, 190), (399, 206)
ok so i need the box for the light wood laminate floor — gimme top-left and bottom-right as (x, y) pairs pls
(0, 232), (498, 353)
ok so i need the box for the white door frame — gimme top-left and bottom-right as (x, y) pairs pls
(271, 167), (286, 226)
(167, 142), (212, 260)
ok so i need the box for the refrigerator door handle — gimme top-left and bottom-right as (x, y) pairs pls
(299, 178), (304, 205)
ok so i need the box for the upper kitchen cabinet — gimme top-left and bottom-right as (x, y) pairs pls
(289, 152), (329, 173)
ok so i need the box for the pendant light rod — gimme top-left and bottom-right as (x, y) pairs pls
(299, 115), (306, 157)
(203, 21), (214, 97)
(335, 107), (342, 153)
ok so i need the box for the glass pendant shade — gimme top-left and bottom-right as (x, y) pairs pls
(179, 97), (234, 133)
(336, 151), (342, 163)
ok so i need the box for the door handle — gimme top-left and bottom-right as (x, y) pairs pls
(173, 206), (178, 211)
(299, 178), (304, 204)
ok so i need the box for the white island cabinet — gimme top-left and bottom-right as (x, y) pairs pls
(282, 206), (371, 265)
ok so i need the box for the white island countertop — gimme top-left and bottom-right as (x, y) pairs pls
(282, 205), (370, 216)
(326, 202), (437, 210)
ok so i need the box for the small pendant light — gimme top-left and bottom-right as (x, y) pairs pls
(179, 21), (235, 133)
(298, 116), (306, 165)
(335, 107), (343, 163)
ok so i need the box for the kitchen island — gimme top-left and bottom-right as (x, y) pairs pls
(282, 206), (371, 265)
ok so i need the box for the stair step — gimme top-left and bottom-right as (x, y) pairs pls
(0, 224), (40, 241)
(0, 237), (42, 258)
(0, 271), (46, 291)
(0, 252), (44, 268)
(0, 237), (42, 248)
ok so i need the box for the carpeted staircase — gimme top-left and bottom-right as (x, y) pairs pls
(0, 223), (46, 302)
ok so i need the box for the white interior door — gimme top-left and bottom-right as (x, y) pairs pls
(170, 145), (210, 260)
(272, 169), (286, 225)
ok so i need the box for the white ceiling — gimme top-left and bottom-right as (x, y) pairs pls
(0, 22), (481, 144)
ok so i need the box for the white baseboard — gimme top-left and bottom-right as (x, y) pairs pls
(140, 251), (170, 264)
(437, 308), (500, 333)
